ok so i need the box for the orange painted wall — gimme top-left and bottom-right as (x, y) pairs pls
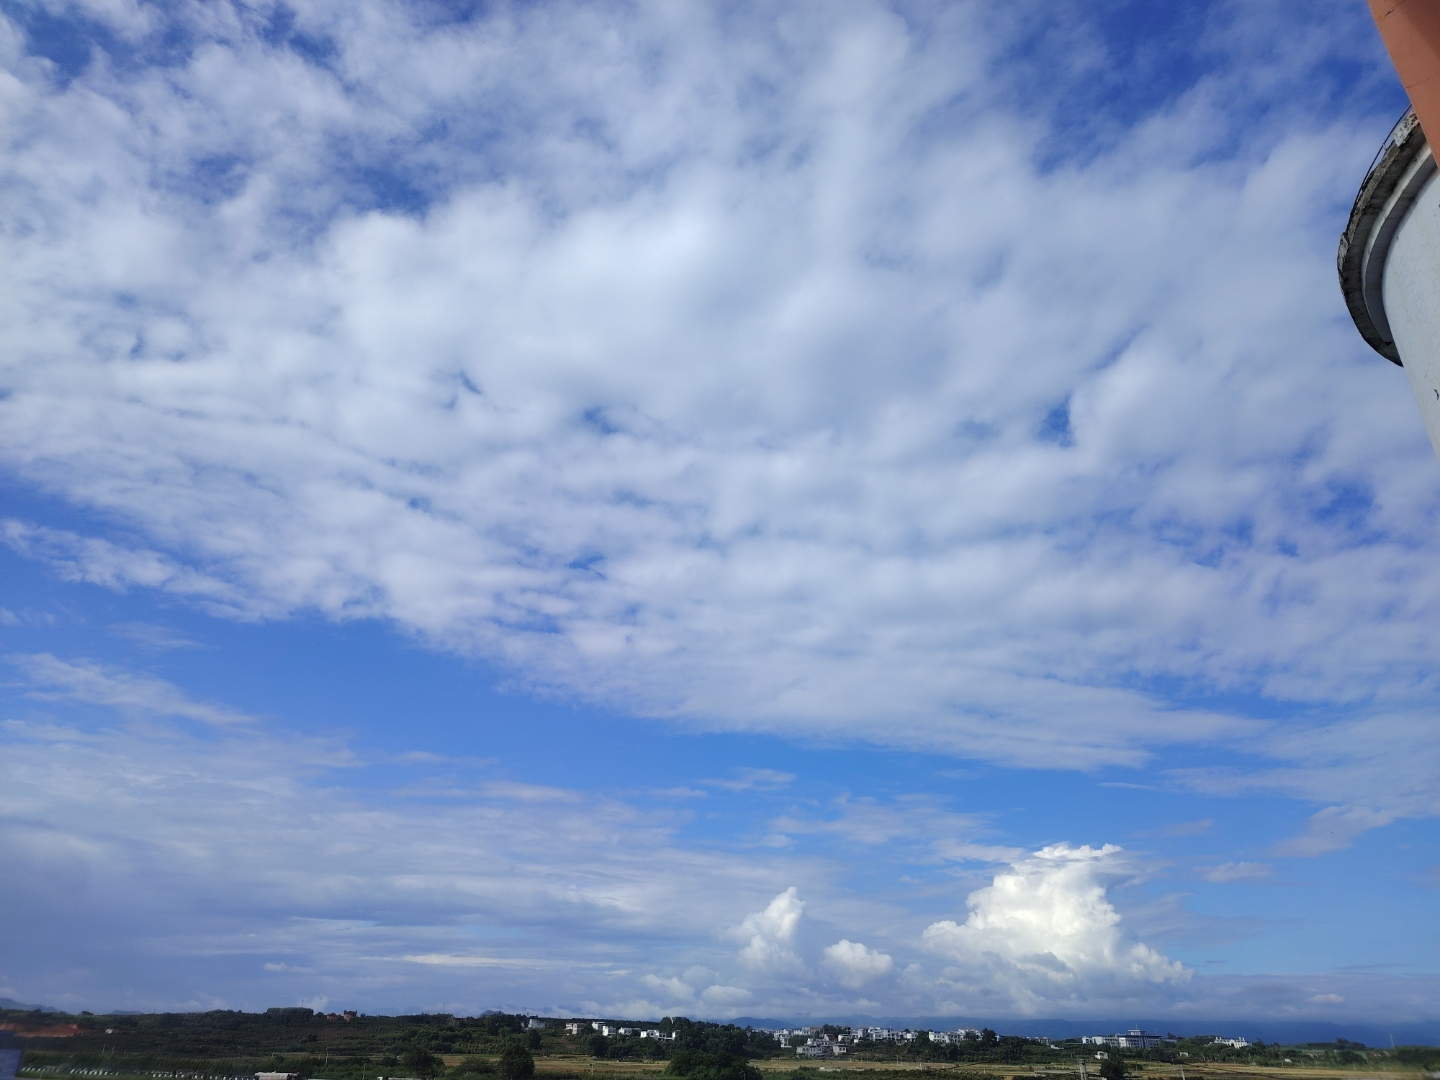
(1371, 0), (1440, 139)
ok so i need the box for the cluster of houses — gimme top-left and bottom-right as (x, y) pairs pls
(769, 1027), (985, 1059)
(1078, 1032), (1250, 1054)
(542, 1021), (1250, 1062)
(562, 1022), (674, 1041)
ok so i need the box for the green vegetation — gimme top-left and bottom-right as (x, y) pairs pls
(3, 1007), (1435, 1080)
(1395, 1046), (1440, 1071)
(0, 1008), (783, 1080)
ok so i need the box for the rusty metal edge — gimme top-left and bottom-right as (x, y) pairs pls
(1338, 107), (1428, 366)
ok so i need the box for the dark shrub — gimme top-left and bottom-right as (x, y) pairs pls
(401, 1048), (445, 1078)
(498, 1041), (534, 1080)
(664, 1050), (761, 1080)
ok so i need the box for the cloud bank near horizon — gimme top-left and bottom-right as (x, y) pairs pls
(4, 693), (1417, 1021)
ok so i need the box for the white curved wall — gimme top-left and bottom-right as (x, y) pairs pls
(1383, 166), (1440, 457)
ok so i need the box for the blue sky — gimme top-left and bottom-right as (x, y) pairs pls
(1, 0), (1439, 1026)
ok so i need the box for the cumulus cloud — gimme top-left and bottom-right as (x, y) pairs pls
(924, 844), (1190, 1013)
(734, 887), (806, 973)
(822, 939), (894, 989)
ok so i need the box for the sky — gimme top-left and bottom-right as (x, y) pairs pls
(1, 0), (1439, 1029)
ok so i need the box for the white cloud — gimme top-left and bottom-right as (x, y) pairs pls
(734, 887), (806, 972)
(705, 768), (796, 793)
(1196, 862), (1273, 883)
(923, 844), (1190, 1014)
(0, 522), (248, 615)
(4, 686), (1427, 1018)
(640, 974), (694, 1000)
(0, 0), (1430, 814)
(1273, 805), (1396, 857)
(1172, 712), (1440, 839)
(108, 622), (205, 651)
(772, 794), (986, 849)
(7, 653), (255, 726)
(699, 984), (752, 1006)
(822, 939), (894, 989)
(0, 702), (808, 1013)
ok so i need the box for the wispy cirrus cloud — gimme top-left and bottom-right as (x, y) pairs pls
(704, 768), (796, 793)
(7, 653), (255, 726)
(1273, 806), (1397, 858)
(1, 522), (248, 614)
(1196, 861), (1273, 883)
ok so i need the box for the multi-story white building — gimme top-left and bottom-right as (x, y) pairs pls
(1082, 1031), (1171, 1050)
(854, 1028), (919, 1043)
(928, 1030), (979, 1045)
(796, 1035), (848, 1059)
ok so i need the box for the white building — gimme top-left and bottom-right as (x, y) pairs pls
(1211, 1038), (1250, 1049)
(1082, 1031), (1170, 1050)
(854, 1028), (918, 1043)
(929, 1030), (978, 1045)
(796, 1038), (848, 1059)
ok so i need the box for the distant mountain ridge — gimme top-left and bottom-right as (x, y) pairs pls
(0, 999), (57, 1013)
